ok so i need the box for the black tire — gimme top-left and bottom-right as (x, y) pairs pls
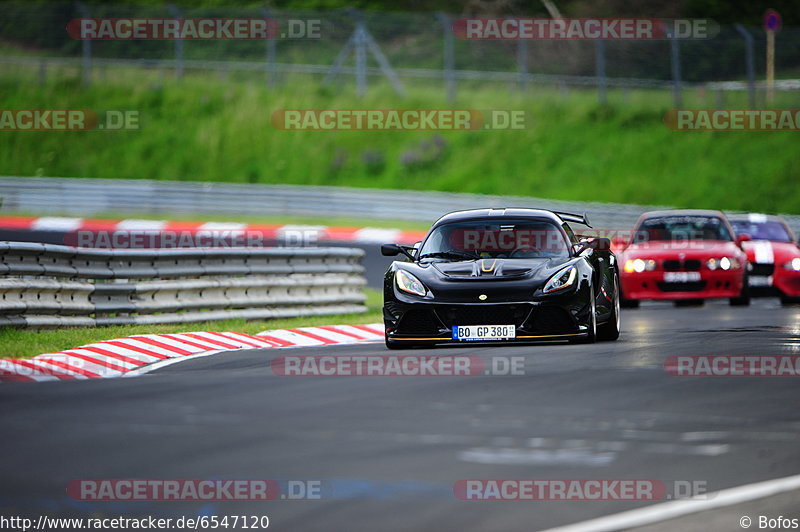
(570, 285), (597, 344)
(675, 299), (704, 307)
(781, 295), (800, 306)
(730, 276), (750, 306)
(620, 298), (639, 308)
(597, 275), (621, 341)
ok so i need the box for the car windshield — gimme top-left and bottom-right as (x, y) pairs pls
(731, 220), (793, 243)
(635, 215), (733, 242)
(418, 219), (570, 260)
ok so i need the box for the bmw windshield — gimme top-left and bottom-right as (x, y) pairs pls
(731, 220), (793, 243)
(418, 219), (571, 260)
(635, 216), (733, 242)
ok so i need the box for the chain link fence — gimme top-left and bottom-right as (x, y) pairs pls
(1, 3), (799, 105)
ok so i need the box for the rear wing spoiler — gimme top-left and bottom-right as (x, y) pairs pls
(554, 211), (592, 228)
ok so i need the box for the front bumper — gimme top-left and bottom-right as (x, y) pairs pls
(748, 263), (800, 297)
(620, 268), (744, 301)
(384, 296), (591, 345)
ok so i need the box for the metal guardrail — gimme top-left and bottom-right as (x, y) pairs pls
(0, 242), (367, 328)
(1, 177), (799, 236)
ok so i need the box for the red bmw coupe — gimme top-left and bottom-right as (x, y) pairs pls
(729, 213), (800, 305)
(618, 210), (750, 307)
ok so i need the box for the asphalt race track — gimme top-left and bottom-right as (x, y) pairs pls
(1, 299), (800, 531)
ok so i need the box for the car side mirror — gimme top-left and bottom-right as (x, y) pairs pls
(735, 234), (751, 248)
(591, 237), (611, 251)
(574, 237), (611, 254)
(610, 236), (629, 251)
(381, 243), (400, 256)
(574, 239), (592, 254)
(381, 243), (416, 261)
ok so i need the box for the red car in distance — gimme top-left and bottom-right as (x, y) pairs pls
(729, 213), (800, 305)
(617, 210), (750, 307)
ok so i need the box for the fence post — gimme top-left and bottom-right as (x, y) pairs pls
(668, 28), (682, 108)
(517, 37), (528, 91)
(168, 4), (184, 79)
(437, 13), (456, 104)
(75, 2), (91, 86)
(734, 24), (756, 109)
(324, 8), (406, 97)
(594, 39), (607, 105)
(262, 6), (277, 87)
(354, 21), (367, 98)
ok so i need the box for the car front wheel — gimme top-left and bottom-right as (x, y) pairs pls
(597, 275), (621, 341)
(570, 285), (597, 344)
(730, 276), (750, 306)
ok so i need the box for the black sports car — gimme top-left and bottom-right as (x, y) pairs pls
(381, 208), (621, 348)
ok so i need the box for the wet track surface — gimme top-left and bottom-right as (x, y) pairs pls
(1, 299), (800, 531)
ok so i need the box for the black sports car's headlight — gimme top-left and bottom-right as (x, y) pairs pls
(542, 265), (577, 294)
(395, 270), (428, 296)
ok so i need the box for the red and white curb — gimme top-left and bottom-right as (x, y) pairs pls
(0, 216), (425, 246)
(0, 323), (384, 383)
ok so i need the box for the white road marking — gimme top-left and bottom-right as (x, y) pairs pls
(30, 216), (83, 232)
(115, 219), (167, 231)
(353, 227), (402, 243)
(124, 350), (224, 377)
(458, 447), (616, 467)
(197, 222), (248, 231)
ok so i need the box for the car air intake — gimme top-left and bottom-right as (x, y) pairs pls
(663, 259), (701, 271)
(750, 263), (775, 276)
(657, 281), (706, 292)
(436, 305), (530, 327)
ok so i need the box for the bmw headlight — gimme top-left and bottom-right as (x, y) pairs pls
(708, 257), (740, 271)
(624, 258), (656, 273)
(543, 265), (578, 294)
(784, 257), (800, 271)
(395, 270), (427, 296)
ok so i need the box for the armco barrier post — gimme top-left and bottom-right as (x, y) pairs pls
(669, 27), (682, 108)
(734, 24), (756, 109)
(167, 4), (184, 80)
(75, 2), (92, 86)
(594, 39), (607, 105)
(438, 12), (456, 104)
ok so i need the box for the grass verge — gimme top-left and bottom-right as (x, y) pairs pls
(1, 67), (799, 214)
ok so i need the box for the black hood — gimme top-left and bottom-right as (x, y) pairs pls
(397, 257), (575, 303)
(430, 258), (555, 279)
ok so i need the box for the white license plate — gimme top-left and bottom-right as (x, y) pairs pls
(663, 272), (701, 283)
(452, 325), (516, 341)
(749, 275), (773, 287)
